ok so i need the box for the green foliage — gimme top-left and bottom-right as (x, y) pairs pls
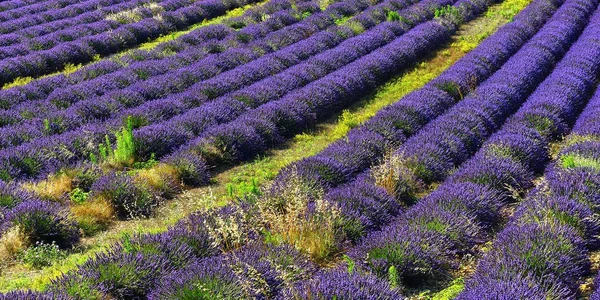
(225, 177), (260, 199)
(431, 278), (465, 299)
(2, 76), (34, 90)
(340, 217), (365, 243)
(524, 114), (555, 135)
(435, 5), (461, 20)
(69, 188), (90, 204)
(0, 193), (20, 209)
(345, 21), (364, 35)
(43, 119), (51, 134)
(168, 278), (242, 299)
(387, 10), (401, 21)
(560, 154), (600, 170)
(0, 169), (11, 181)
(334, 16), (351, 25)
(388, 265), (399, 288)
(18, 242), (66, 269)
(343, 255), (355, 273)
(132, 153), (158, 169)
(113, 116), (136, 164)
(95, 116), (137, 167)
(435, 81), (463, 101)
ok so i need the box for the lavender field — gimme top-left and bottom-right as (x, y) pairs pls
(0, 0), (599, 298)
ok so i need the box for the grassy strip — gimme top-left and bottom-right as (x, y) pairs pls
(1, 0), (268, 90)
(0, 0), (528, 291)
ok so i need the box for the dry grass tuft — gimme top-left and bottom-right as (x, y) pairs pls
(372, 154), (422, 202)
(70, 197), (115, 236)
(134, 163), (181, 199)
(0, 226), (28, 261)
(259, 169), (343, 263)
(22, 173), (74, 202)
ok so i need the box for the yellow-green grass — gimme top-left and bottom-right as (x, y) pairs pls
(1, 0), (268, 89)
(0, 0), (529, 291)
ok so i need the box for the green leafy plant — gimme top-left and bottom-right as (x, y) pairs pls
(435, 5), (461, 20)
(387, 10), (401, 21)
(69, 188), (90, 204)
(343, 255), (355, 273)
(18, 241), (66, 269)
(388, 265), (399, 288)
(95, 116), (136, 167)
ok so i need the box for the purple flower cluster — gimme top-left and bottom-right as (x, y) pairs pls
(1, 199), (81, 249)
(0, 0), (83, 24)
(0, 0), (265, 85)
(281, 268), (404, 299)
(0, 0), (153, 54)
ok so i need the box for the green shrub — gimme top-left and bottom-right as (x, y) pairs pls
(18, 241), (66, 269)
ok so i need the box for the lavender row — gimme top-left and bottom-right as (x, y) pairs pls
(349, 2), (599, 293)
(0, 0), (435, 180)
(0, 0), (137, 38)
(0, 0), (82, 23)
(0, 2), (313, 123)
(0, 0), (314, 112)
(32, 183), (401, 299)
(0, 0), (305, 105)
(387, 0), (592, 186)
(0, 0), (264, 85)
(17, 2), (523, 297)
(267, 0), (562, 207)
(0, 0), (344, 146)
(284, 0), (584, 232)
(115, 0), (452, 161)
(335, 0), (587, 205)
(0, 0), (233, 59)
(0, 0), (40, 15)
(0, 0), (372, 178)
(165, 5), (467, 170)
(459, 36), (600, 300)
(0, 0), (193, 56)
(7, 0), (401, 131)
(0, 0), (373, 130)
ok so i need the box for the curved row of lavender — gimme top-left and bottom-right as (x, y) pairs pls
(0, 0), (427, 151)
(0, 0), (264, 85)
(286, 0), (597, 293)
(0, 0), (313, 107)
(0, 0), (83, 22)
(453, 10), (600, 298)
(0, 0), (375, 179)
(0, 0), (460, 180)
(0, 0), (453, 251)
(0, 0), (558, 298)
(264, 0), (580, 255)
(268, 0), (562, 204)
(0, 0), (149, 41)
